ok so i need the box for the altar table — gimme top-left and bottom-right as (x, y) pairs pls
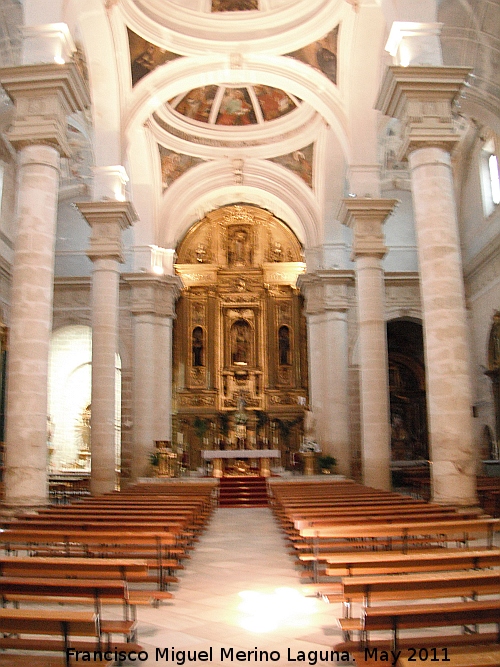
(201, 449), (280, 478)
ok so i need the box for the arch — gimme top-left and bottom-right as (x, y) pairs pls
(48, 325), (122, 472)
(160, 159), (321, 249)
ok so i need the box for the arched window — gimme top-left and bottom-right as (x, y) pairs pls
(481, 136), (500, 216)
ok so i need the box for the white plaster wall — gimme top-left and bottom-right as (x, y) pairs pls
(383, 188), (419, 272)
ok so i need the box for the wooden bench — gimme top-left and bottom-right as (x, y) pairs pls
(299, 517), (500, 552)
(0, 555), (150, 581)
(332, 569), (500, 627)
(0, 529), (179, 590)
(334, 599), (500, 654)
(0, 608), (116, 666)
(323, 546), (500, 577)
(0, 576), (137, 644)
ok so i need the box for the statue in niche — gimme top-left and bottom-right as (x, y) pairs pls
(231, 320), (250, 365)
(192, 327), (204, 367)
(278, 325), (291, 365)
(228, 228), (251, 266)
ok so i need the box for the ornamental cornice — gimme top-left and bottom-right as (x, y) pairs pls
(75, 201), (137, 264)
(297, 270), (354, 314)
(375, 65), (472, 157)
(124, 273), (183, 317)
(0, 62), (90, 157)
(339, 198), (398, 260)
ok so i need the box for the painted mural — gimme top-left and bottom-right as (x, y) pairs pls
(271, 144), (314, 188)
(128, 28), (182, 86)
(170, 85), (296, 127)
(158, 146), (203, 190)
(174, 86), (218, 123)
(212, 0), (258, 11)
(216, 87), (257, 126)
(286, 25), (338, 85)
(254, 85), (296, 121)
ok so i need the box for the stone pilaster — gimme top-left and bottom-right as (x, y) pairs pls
(377, 66), (477, 506)
(77, 202), (136, 495)
(341, 199), (398, 491)
(298, 271), (352, 476)
(0, 62), (89, 507)
(126, 274), (182, 481)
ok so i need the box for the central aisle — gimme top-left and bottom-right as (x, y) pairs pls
(136, 507), (347, 665)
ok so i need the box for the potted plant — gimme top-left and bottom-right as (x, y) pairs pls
(149, 451), (160, 476)
(317, 454), (337, 474)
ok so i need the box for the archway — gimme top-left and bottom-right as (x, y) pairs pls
(48, 325), (122, 473)
(387, 319), (428, 462)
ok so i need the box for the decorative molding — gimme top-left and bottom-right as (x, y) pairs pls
(339, 198), (398, 260)
(375, 65), (472, 157)
(0, 61), (90, 156)
(75, 201), (137, 264)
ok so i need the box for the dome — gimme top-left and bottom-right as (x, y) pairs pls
(168, 85), (300, 127)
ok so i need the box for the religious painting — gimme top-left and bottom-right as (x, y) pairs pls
(128, 28), (181, 86)
(173, 86), (218, 124)
(254, 86), (296, 122)
(286, 25), (338, 85)
(216, 87), (257, 126)
(271, 144), (314, 188)
(158, 146), (203, 190)
(211, 0), (258, 11)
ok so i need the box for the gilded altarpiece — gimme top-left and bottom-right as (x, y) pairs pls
(173, 205), (308, 470)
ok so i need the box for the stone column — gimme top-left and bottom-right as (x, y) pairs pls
(341, 199), (398, 491)
(377, 66), (477, 506)
(76, 202), (136, 495)
(0, 61), (89, 507)
(298, 271), (351, 476)
(154, 280), (181, 440)
(127, 275), (181, 481)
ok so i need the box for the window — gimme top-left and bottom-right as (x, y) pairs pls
(488, 153), (500, 205)
(481, 137), (500, 215)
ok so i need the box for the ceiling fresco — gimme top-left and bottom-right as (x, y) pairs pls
(128, 28), (182, 86)
(158, 146), (204, 190)
(211, 0), (259, 10)
(286, 25), (338, 85)
(270, 144), (314, 188)
(168, 85), (298, 127)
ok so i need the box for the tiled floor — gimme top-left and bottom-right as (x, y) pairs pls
(133, 507), (348, 666)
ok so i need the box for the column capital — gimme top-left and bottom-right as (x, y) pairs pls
(0, 61), (90, 156)
(297, 270), (353, 315)
(76, 200), (137, 264)
(376, 65), (472, 155)
(340, 198), (398, 260)
(125, 273), (183, 318)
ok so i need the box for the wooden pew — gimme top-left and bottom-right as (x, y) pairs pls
(334, 569), (500, 629)
(0, 609), (115, 666)
(0, 555), (150, 581)
(0, 529), (178, 591)
(0, 576), (137, 645)
(298, 546), (500, 597)
(323, 546), (500, 576)
(299, 517), (500, 552)
(334, 599), (500, 655)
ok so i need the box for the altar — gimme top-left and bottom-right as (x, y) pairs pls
(201, 449), (280, 478)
